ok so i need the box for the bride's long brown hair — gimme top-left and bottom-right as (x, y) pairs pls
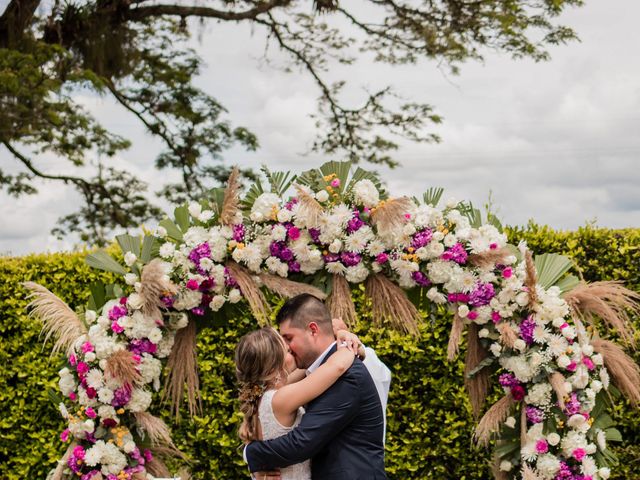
(235, 327), (288, 442)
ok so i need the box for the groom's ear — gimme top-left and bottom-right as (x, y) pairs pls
(308, 322), (320, 336)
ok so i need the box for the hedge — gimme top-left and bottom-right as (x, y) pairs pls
(1, 224), (638, 479)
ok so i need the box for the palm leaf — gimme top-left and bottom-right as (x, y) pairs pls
(296, 167), (327, 191)
(88, 281), (107, 312)
(555, 274), (581, 294)
(534, 253), (574, 289)
(140, 235), (157, 263)
(423, 187), (444, 207)
(159, 218), (183, 242)
(240, 177), (265, 210)
(116, 234), (141, 257)
(174, 205), (190, 231)
(85, 251), (126, 275)
(318, 160), (352, 194)
(262, 165), (297, 197)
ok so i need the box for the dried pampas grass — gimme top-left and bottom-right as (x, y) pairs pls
(294, 184), (323, 227)
(105, 349), (143, 386)
(522, 464), (543, 480)
(258, 272), (326, 300)
(564, 281), (640, 346)
(549, 372), (568, 410)
(364, 273), (421, 335)
(446, 313), (465, 361)
(139, 259), (177, 319)
(163, 320), (201, 420)
(497, 322), (518, 349)
(490, 457), (509, 480)
(49, 441), (77, 480)
(468, 247), (512, 270)
(370, 197), (414, 239)
(145, 456), (172, 478)
(474, 395), (514, 446)
(327, 274), (357, 327)
(226, 261), (270, 325)
(24, 282), (86, 357)
(134, 412), (182, 457)
(220, 167), (241, 225)
(592, 338), (640, 407)
(465, 323), (490, 417)
(524, 250), (539, 308)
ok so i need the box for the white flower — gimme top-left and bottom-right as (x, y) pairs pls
(209, 295), (226, 312)
(85, 310), (97, 324)
(490, 343), (502, 357)
(98, 387), (114, 404)
(86, 368), (104, 390)
(445, 197), (458, 208)
(591, 380), (603, 393)
(426, 287), (447, 304)
(315, 190), (330, 202)
(600, 368), (610, 389)
(525, 383), (553, 407)
(567, 414), (587, 429)
(228, 288), (242, 304)
(345, 264), (369, 284)
(326, 261), (347, 275)
(183, 226), (209, 246)
(188, 202), (202, 218)
(499, 460), (512, 472)
(124, 252), (137, 267)
(599, 467), (611, 479)
(173, 289), (202, 311)
(561, 431), (588, 457)
(557, 355), (571, 369)
(127, 293), (144, 310)
(127, 388), (152, 412)
(329, 239), (342, 253)
(505, 416), (516, 428)
(514, 339), (527, 351)
(592, 353), (604, 366)
(84, 352), (96, 362)
(536, 454), (561, 479)
(277, 208), (293, 222)
(148, 327), (163, 344)
(251, 193), (281, 222)
(352, 179), (379, 208)
(198, 210), (214, 222)
(547, 433), (561, 446)
(478, 328), (489, 338)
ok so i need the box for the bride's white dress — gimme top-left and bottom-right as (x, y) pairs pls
(258, 389), (311, 480)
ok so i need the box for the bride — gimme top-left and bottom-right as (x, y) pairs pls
(235, 326), (360, 480)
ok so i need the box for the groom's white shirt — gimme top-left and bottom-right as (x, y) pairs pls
(305, 341), (337, 376)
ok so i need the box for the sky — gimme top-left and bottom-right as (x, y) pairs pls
(1, 0), (639, 256)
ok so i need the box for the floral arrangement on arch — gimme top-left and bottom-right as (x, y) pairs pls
(25, 161), (640, 480)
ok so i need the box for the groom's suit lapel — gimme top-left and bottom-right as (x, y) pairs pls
(318, 343), (338, 366)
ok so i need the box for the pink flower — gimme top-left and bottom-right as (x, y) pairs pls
(375, 253), (389, 264)
(491, 311), (501, 323)
(60, 429), (70, 442)
(502, 267), (513, 279)
(69, 354), (77, 366)
(85, 387), (97, 399)
(76, 362), (89, 376)
(566, 361), (577, 372)
(85, 407), (97, 419)
(81, 342), (94, 354)
(404, 213), (411, 219)
(489, 243), (498, 250)
(583, 356), (595, 370)
(69, 392), (77, 401)
(559, 322), (569, 330)
(186, 279), (199, 290)
(111, 321), (124, 334)
(535, 439), (549, 454)
(73, 445), (86, 460)
(288, 226), (301, 241)
(119, 297), (128, 305)
(467, 310), (479, 320)
(330, 178), (340, 188)
(573, 448), (586, 461)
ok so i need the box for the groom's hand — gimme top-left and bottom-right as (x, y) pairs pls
(253, 471), (281, 480)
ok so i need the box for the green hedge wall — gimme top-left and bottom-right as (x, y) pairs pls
(1, 224), (639, 480)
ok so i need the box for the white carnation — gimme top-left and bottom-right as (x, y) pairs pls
(315, 190), (330, 203)
(352, 179), (380, 208)
(228, 288), (242, 304)
(124, 252), (137, 267)
(251, 193), (281, 222)
(159, 242), (176, 259)
(536, 454), (561, 479)
(209, 294), (226, 312)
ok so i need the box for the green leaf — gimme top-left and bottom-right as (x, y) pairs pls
(423, 187), (444, 207)
(116, 234), (141, 257)
(466, 357), (495, 378)
(262, 165), (297, 197)
(534, 253), (574, 289)
(140, 235), (157, 263)
(47, 388), (63, 407)
(591, 413), (616, 431)
(605, 427), (623, 442)
(88, 282), (107, 311)
(555, 274), (581, 294)
(241, 178), (265, 210)
(85, 251), (126, 275)
(174, 205), (190, 231)
(159, 218), (183, 241)
(318, 160), (352, 195)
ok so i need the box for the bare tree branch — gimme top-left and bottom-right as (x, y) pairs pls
(0, 0), (43, 47)
(125, 0), (292, 22)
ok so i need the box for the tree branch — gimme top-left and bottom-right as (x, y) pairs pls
(0, 0), (43, 47)
(125, 0), (292, 22)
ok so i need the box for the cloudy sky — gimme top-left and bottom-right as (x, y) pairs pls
(1, 0), (639, 256)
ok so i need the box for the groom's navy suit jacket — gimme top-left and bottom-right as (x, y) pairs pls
(245, 344), (387, 479)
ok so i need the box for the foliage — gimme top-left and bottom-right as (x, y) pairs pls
(2, 223), (638, 479)
(1, 0), (583, 242)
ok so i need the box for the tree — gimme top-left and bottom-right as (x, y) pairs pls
(0, 0), (583, 245)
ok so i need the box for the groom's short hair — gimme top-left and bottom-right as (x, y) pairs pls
(276, 293), (333, 334)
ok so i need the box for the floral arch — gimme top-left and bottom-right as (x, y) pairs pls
(27, 161), (640, 480)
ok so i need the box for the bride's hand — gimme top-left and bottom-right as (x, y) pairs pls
(334, 319), (366, 359)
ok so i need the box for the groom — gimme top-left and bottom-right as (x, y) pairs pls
(244, 293), (387, 479)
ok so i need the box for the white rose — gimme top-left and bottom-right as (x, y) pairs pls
(329, 239), (342, 254)
(505, 416), (516, 428)
(188, 202), (202, 218)
(499, 460), (512, 472)
(478, 328), (489, 339)
(85, 310), (97, 324)
(458, 305), (470, 318)
(557, 355), (571, 369)
(582, 344), (594, 356)
(599, 467), (611, 479)
(547, 432), (561, 446)
(277, 209), (293, 222)
(124, 252), (137, 267)
(124, 273), (138, 286)
(209, 295), (225, 312)
(315, 190), (330, 203)
(198, 210), (214, 222)
(514, 339), (527, 351)
(228, 289), (242, 304)
(85, 352), (96, 362)
(490, 343), (502, 357)
(127, 293), (144, 310)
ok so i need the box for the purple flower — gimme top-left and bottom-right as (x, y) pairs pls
(285, 198), (298, 210)
(112, 385), (132, 408)
(233, 224), (246, 242)
(188, 242), (212, 275)
(411, 229), (433, 249)
(225, 268), (239, 288)
(564, 393), (582, 415)
(269, 241), (282, 257)
(520, 315), (536, 345)
(468, 282), (495, 307)
(375, 253), (389, 264)
(128, 338), (158, 355)
(191, 307), (205, 316)
(411, 271), (431, 287)
(340, 251), (362, 267)
(526, 406), (544, 424)
(280, 247), (294, 262)
(308, 228), (321, 243)
(346, 213), (364, 234)
(499, 373), (519, 389)
(323, 252), (340, 263)
(108, 304), (128, 321)
(447, 292), (470, 303)
(161, 295), (174, 308)
(288, 261), (301, 273)
(199, 278), (215, 291)
(441, 243), (468, 264)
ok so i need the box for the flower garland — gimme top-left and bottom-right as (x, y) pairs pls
(30, 161), (638, 480)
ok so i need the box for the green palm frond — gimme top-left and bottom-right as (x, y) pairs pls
(240, 177), (266, 210)
(262, 165), (297, 197)
(534, 253), (574, 289)
(85, 250), (126, 275)
(423, 187), (444, 207)
(116, 234), (141, 257)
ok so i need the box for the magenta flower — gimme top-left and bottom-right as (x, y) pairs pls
(526, 406), (544, 424)
(467, 310), (479, 320)
(69, 392), (77, 401)
(519, 316), (536, 345)
(111, 321), (124, 334)
(583, 356), (595, 370)
(441, 243), (468, 264)
(566, 361), (577, 372)
(60, 429), (70, 442)
(411, 271), (431, 287)
(375, 253), (389, 264)
(330, 178), (340, 188)
(535, 439), (549, 454)
(108, 304), (127, 321)
(573, 448), (586, 461)
(411, 229), (433, 249)
(346, 214), (364, 233)
(288, 226), (301, 241)
(502, 267), (513, 278)
(468, 282), (495, 307)
(233, 224), (246, 242)
(447, 292), (470, 303)
(85, 407), (97, 419)
(81, 342), (94, 354)
(76, 362), (89, 376)
(85, 387), (97, 399)
(511, 385), (525, 401)
(69, 354), (77, 366)
(491, 311), (501, 323)
(186, 279), (199, 290)
(340, 252), (362, 267)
